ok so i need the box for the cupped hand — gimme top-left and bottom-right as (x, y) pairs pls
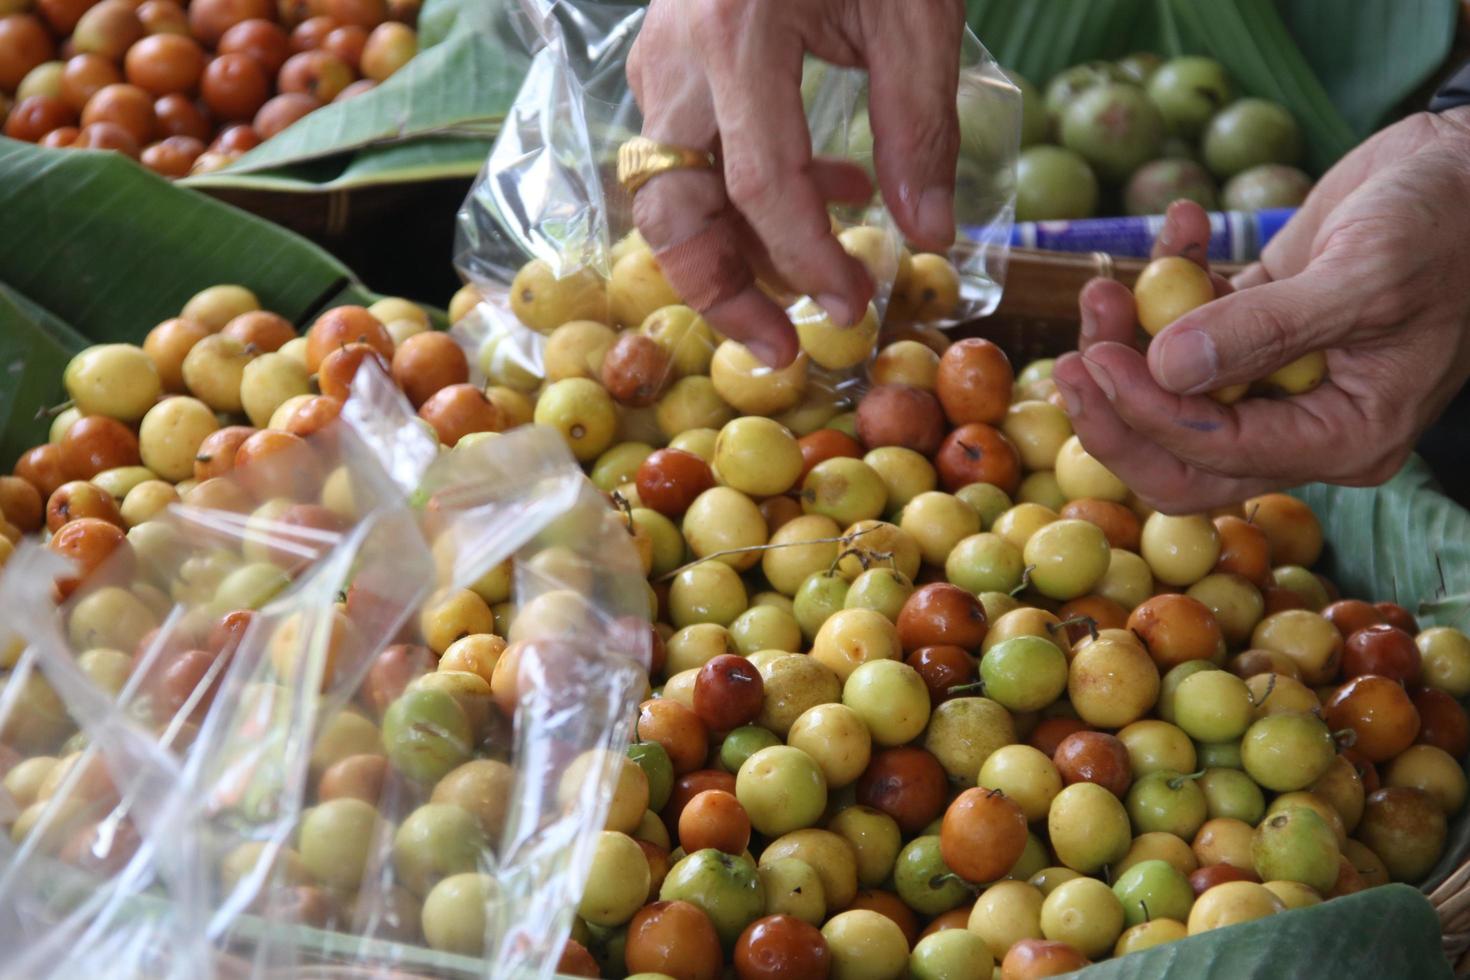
(1053, 108), (1470, 513)
(625, 0), (966, 366)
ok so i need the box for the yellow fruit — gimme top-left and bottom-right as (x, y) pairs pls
(610, 250), (681, 328)
(1134, 256), (1214, 335)
(793, 298), (880, 371)
(509, 259), (609, 332)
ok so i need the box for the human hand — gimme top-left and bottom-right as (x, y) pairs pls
(1053, 108), (1470, 513)
(625, 0), (966, 365)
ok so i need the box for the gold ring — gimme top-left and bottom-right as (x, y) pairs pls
(618, 136), (717, 195)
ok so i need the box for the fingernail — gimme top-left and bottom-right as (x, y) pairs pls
(1079, 290), (1100, 344)
(916, 186), (955, 246)
(1154, 328), (1219, 394)
(817, 293), (854, 328)
(1081, 353), (1117, 400)
(1054, 378), (1082, 418)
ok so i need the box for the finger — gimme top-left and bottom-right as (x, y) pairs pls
(861, 0), (965, 250)
(1151, 200), (1214, 266)
(1210, 272), (1235, 297)
(1231, 262), (1272, 291)
(1081, 340), (1371, 485)
(810, 157), (875, 205)
(1053, 353), (1274, 512)
(634, 170), (799, 367)
(1078, 278), (1138, 352)
(693, 8), (873, 326)
(1146, 263), (1367, 394)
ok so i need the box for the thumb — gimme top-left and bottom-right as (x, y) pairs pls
(1146, 265), (1362, 394)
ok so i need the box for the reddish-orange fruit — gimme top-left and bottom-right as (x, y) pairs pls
(934, 422), (1021, 494)
(48, 517), (134, 598)
(188, 0), (274, 46)
(0, 14), (55, 92)
(153, 93), (211, 139)
(60, 54), (122, 112)
(1001, 939), (1091, 979)
(1412, 686), (1470, 758)
(305, 305), (393, 371)
(193, 425), (257, 481)
(855, 747), (949, 833)
(797, 428), (863, 481)
(200, 52), (270, 121)
(664, 769), (737, 831)
(896, 583), (988, 652)
(321, 23), (366, 69)
(390, 331), (469, 407)
(0, 476), (44, 533)
(40, 125), (81, 147)
(1060, 498), (1141, 551)
(417, 383), (503, 446)
(60, 415), (140, 480)
(1052, 730), (1132, 797)
(317, 341), (391, 401)
(211, 122), (261, 153)
(81, 83), (156, 145)
(283, 395), (343, 439)
(601, 332), (672, 407)
(734, 914), (832, 980)
(1213, 515), (1271, 588)
(855, 383), (946, 455)
(3, 95), (76, 141)
(636, 448), (715, 518)
(935, 337), (1014, 426)
(252, 90), (320, 138)
(941, 786), (1028, 883)
(15, 443), (70, 498)
(139, 134), (204, 177)
(1324, 675), (1421, 763)
(625, 901), (723, 980)
(1128, 593), (1224, 668)
(678, 789), (751, 856)
(218, 18), (292, 74)
(123, 34), (206, 96)
(637, 698), (709, 775)
(276, 49), (353, 102)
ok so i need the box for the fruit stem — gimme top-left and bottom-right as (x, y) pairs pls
(1332, 728), (1358, 749)
(609, 490), (635, 531)
(948, 681), (986, 697)
(1010, 565), (1034, 597)
(930, 872), (979, 893)
(1167, 769), (1206, 790)
(33, 398), (74, 421)
(1140, 899), (1151, 923)
(1047, 615), (1098, 642)
(656, 525), (882, 583)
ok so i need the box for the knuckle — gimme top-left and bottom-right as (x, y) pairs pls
(692, 0), (746, 42)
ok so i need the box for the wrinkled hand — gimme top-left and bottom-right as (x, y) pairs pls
(1053, 108), (1470, 513)
(626, 0), (966, 365)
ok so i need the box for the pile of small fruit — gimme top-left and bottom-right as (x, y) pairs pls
(0, 0), (418, 177)
(1004, 53), (1314, 220)
(2, 226), (1468, 980)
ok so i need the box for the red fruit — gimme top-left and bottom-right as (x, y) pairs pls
(664, 769), (736, 830)
(1324, 675), (1421, 763)
(602, 332), (673, 407)
(692, 654), (764, 732)
(934, 422), (1021, 494)
(1342, 624), (1421, 685)
(80, 83), (155, 144)
(1028, 716), (1090, 757)
(734, 914), (831, 980)
(557, 940), (599, 979)
(1412, 686), (1470, 758)
(1052, 731), (1131, 797)
(188, 0), (275, 47)
(418, 383), (503, 446)
(678, 788), (751, 855)
(59, 415), (140, 479)
(218, 18), (291, 75)
(361, 643), (436, 716)
(1188, 863), (1259, 896)
(636, 448), (715, 518)
(4, 95), (76, 142)
(855, 384), (946, 455)
(1000, 939), (1090, 980)
(200, 52), (270, 121)
(626, 901), (723, 980)
(1322, 599), (1387, 639)
(855, 747), (949, 833)
(0, 14), (56, 92)
(905, 645), (977, 704)
(1374, 602), (1420, 634)
(896, 583), (988, 653)
(797, 429), (863, 481)
(276, 49), (353, 102)
(15, 443), (70, 498)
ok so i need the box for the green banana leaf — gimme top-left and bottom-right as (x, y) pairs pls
(179, 0), (524, 194)
(965, 0), (1457, 173)
(0, 140), (375, 465)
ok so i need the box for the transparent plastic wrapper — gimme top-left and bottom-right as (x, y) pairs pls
(0, 362), (647, 979)
(452, 0), (1019, 442)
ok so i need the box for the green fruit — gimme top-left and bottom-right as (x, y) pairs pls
(729, 604), (802, 657)
(759, 856), (826, 925)
(946, 532), (1025, 595)
(1221, 164), (1313, 211)
(1049, 782), (1131, 874)
(659, 849), (766, 948)
(1173, 670), (1253, 742)
(794, 571), (850, 643)
(1014, 145), (1098, 221)
(1123, 159), (1219, 217)
(1112, 859), (1194, 927)
(954, 483), (1013, 529)
(843, 659), (931, 747)
(392, 803), (488, 897)
(719, 725), (782, 774)
(1251, 806), (1340, 893)
(844, 568), (914, 623)
(736, 746), (828, 836)
(422, 873), (494, 954)
(828, 805), (903, 888)
(1060, 83), (1165, 181)
(1010, 830), (1050, 882)
(1157, 660), (1218, 724)
(1240, 712), (1335, 792)
(910, 928), (995, 980)
(1008, 69), (1048, 148)
(381, 688), (473, 784)
(1022, 519), (1110, 600)
(1202, 99), (1303, 179)
(1196, 740), (1243, 770)
(980, 636), (1068, 712)
(1044, 61), (1129, 125)
(299, 797), (383, 889)
(895, 835), (970, 916)
(1199, 766), (1266, 824)
(923, 697), (1017, 787)
(1117, 51), (1164, 84)
(628, 740), (675, 812)
(1125, 770), (1208, 839)
(1146, 56), (1233, 138)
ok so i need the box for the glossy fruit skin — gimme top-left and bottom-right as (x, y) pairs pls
(680, 789), (751, 856)
(1240, 712), (1336, 792)
(1341, 625), (1421, 684)
(1411, 686), (1470, 758)
(1324, 675), (1421, 763)
(896, 583), (988, 653)
(855, 384), (947, 456)
(1052, 730), (1131, 797)
(1356, 787), (1447, 882)
(1128, 594), (1224, 669)
(692, 654), (764, 733)
(941, 787), (1028, 883)
(935, 338), (1013, 426)
(934, 423), (1021, 495)
(856, 747), (949, 834)
(637, 448), (715, 518)
(1322, 599), (1387, 639)
(734, 914), (831, 980)
(906, 645), (977, 704)
(1375, 602), (1419, 634)
(1001, 938), (1090, 979)
(5, 94), (76, 141)
(200, 52), (270, 121)
(625, 900), (724, 980)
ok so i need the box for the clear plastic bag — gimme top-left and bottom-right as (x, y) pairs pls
(452, 0), (1018, 439)
(0, 361), (647, 979)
